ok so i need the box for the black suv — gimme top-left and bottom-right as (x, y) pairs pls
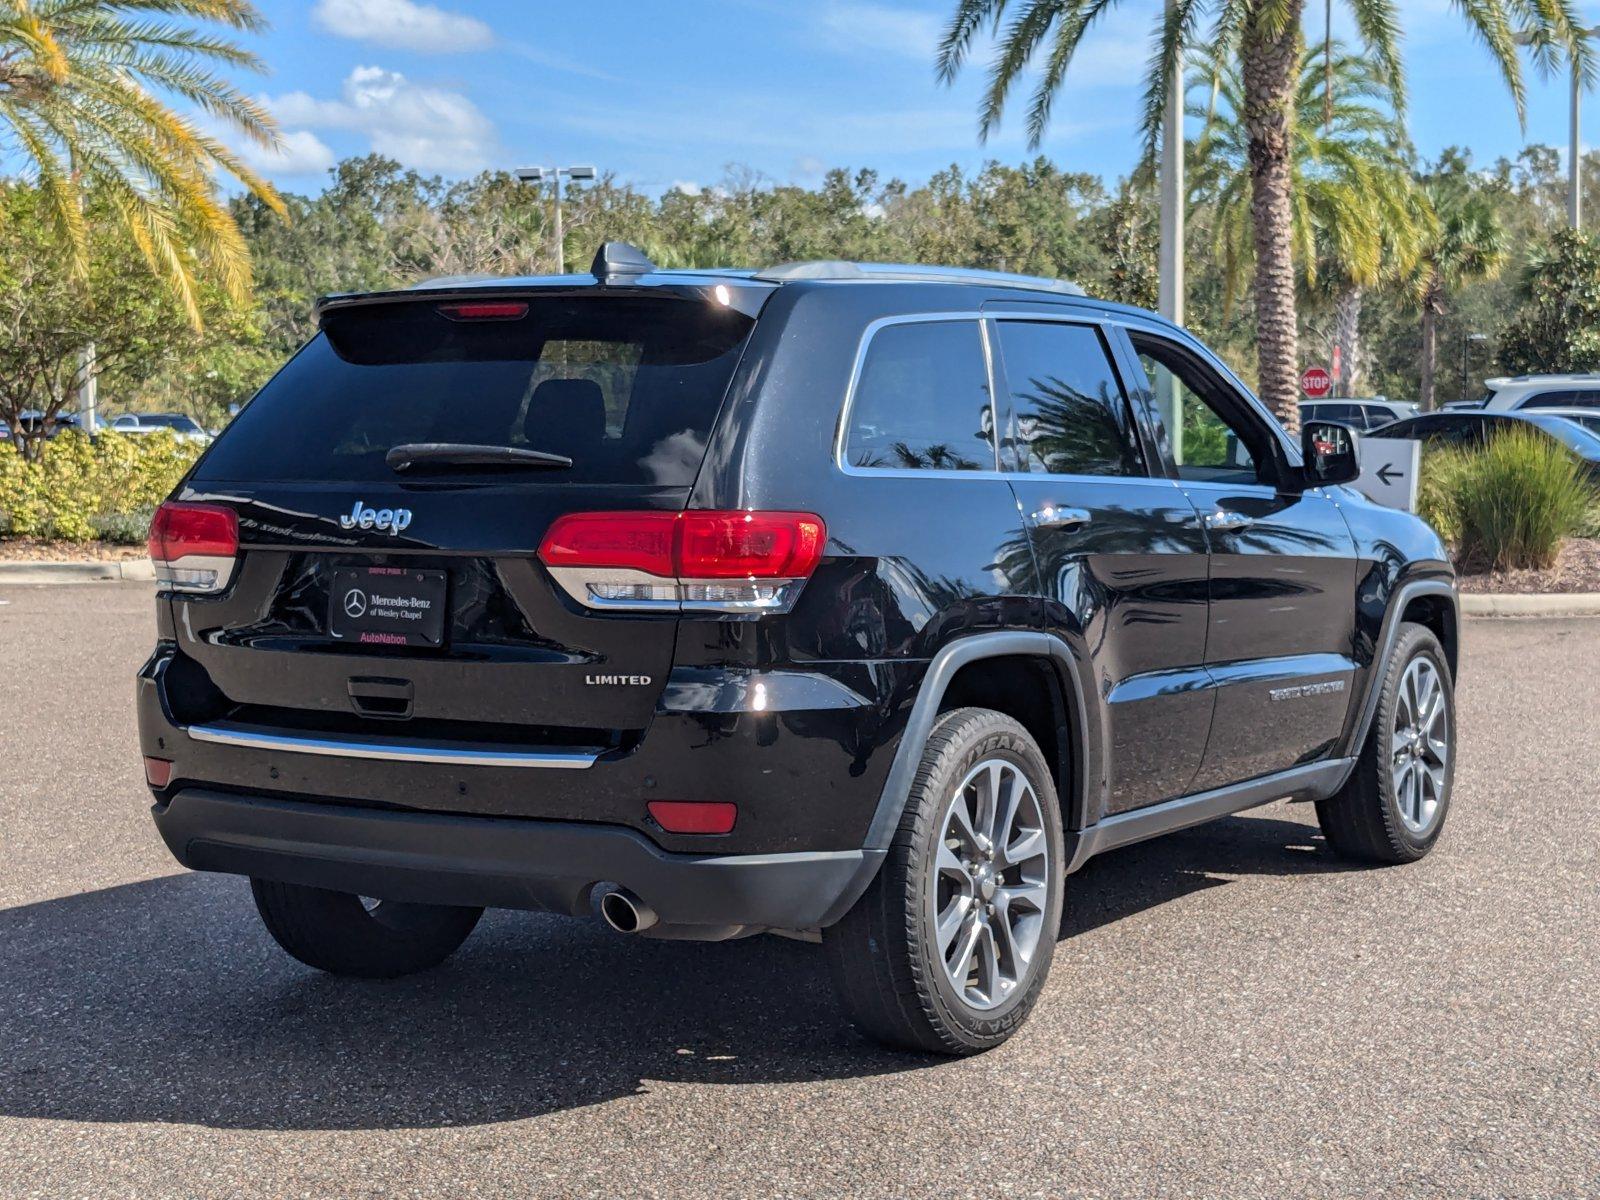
(139, 244), (1459, 1054)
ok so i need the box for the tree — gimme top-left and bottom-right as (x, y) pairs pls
(0, 0), (284, 322)
(936, 0), (1590, 432)
(1411, 159), (1507, 410)
(0, 184), (212, 456)
(1186, 41), (1424, 395)
(1497, 227), (1600, 374)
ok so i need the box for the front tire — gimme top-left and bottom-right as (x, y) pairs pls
(251, 879), (482, 978)
(1316, 622), (1456, 864)
(824, 708), (1064, 1055)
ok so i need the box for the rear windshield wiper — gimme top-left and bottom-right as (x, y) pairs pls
(386, 443), (574, 472)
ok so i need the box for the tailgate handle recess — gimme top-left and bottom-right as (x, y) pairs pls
(347, 676), (414, 720)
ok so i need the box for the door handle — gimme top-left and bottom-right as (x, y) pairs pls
(1029, 505), (1092, 530)
(1204, 509), (1251, 532)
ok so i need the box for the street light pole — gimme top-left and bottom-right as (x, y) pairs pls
(515, 164), (598, 273)
(1515, 26), (1600, 230)
(1570, 63), (1582, 229)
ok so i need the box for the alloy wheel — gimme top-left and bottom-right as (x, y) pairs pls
(1392, 656), (1449, 833)
(928, 758), (1052, 1011)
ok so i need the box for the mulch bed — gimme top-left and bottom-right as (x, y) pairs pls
(0, 537), (145, 562)
(1455, 537), (1600, 594)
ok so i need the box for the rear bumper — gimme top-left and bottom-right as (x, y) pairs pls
(153, 788), (883, 933)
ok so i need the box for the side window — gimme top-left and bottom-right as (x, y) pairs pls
(845, 320), (995, 471)
(1519, 390), (1574, 409)
(994, 321), (1143, 477)
(1132, 335), (1269, 486)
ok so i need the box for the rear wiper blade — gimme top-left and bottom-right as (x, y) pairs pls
(386, 443), (573, 472)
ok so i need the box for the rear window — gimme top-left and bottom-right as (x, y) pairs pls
(195, 296), (754, 486)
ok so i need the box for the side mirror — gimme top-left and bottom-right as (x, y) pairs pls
(1301, 420), (1361, 487)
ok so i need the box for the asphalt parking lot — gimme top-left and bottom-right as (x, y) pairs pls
(1, 583), (1596, 1199)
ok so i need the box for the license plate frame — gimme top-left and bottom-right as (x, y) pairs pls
(329, 567), (448, 648)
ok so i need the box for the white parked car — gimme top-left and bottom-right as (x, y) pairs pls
(1457, 374), (1600, 413)
(109, 412), (212, 444)
(1301, 397), (1418, 430)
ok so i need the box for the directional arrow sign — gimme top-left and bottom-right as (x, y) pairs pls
(1353, 439), (1420, 511)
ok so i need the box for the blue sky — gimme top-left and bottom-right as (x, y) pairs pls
(231, 0), (1600, 194)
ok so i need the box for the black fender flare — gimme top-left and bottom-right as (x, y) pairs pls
(1335, 577), (1459, 774)
(818, 631), (1099, 924)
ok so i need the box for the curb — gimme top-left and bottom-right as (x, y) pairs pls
(0, 558), (155, 584)
(1460, 592), (1600, 617)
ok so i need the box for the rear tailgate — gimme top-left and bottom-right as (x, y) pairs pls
(160, 290), (755, 750)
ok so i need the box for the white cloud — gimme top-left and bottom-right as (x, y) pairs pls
(668, 180), (703, 195)
(312, 0), (493, 54)
(793, 154), (826, 178)
(811, 2), (941, 60)
(242, 129), (338, 176)
(269, 65), (496, 172)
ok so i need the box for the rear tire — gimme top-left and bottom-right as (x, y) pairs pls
(250, 879), (482, 978)
(1316, 622), (1455, 864)
(823, 708), (1064, 1055)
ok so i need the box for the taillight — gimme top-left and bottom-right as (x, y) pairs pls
(538, 510), (826, 614)
(147, 501), (239, 593)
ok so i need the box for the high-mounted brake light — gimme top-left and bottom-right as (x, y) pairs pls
(438, 301), (529, 321)
(538, 510), (826, 614)
(148, 501), (239, 593)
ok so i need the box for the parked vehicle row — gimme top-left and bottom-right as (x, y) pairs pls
(138, 244), (1460, 1054)
(1, 410), (212, 444)
(1301, 397), (1418, 431)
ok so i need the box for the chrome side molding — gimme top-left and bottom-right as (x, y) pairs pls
(185, 722), (602, 769)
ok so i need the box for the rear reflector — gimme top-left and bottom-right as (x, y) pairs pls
(538, 510), (826, 614)
(148, 501), (239, 593)
(438, 301), (529, 321)
(647, 801), (737, 835)
(143, 757), (173, 788)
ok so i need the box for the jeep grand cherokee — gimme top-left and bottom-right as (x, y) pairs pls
(139, 243), (1459, 1054)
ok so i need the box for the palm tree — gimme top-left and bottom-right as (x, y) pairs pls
(0, 0), (284, 324)
(1410, 165), (1506, 410)
(1188, 41), (1426, 395)
(937, 0), (1590, 431)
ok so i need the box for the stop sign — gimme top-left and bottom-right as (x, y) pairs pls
(1301, 366), (1332, 398)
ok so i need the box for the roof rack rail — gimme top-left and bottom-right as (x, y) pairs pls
(753, 260), (1086, 297)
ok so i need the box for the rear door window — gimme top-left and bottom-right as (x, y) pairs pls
(993, 320), (1143, 476)
(194, 296), (754, 486)
(844, 320), (996, 471)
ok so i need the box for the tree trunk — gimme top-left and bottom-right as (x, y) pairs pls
(1419, 278), (1440, 411)
(1240, 7), (1305, 432)
(1333, 285), (1364, 395)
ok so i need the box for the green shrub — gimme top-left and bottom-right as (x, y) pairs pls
(1415, 446), (1472, 546)
(1421, 427), (1593, 572)
(0, 430), (199, 542)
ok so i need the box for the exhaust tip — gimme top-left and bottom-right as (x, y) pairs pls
(599, 888), (658, 934)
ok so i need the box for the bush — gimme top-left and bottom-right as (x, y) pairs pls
(0, 430), (199, 542)
(1419, 427), (1593, 572)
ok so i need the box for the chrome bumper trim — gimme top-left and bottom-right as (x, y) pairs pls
(184, 722), (602, 769)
